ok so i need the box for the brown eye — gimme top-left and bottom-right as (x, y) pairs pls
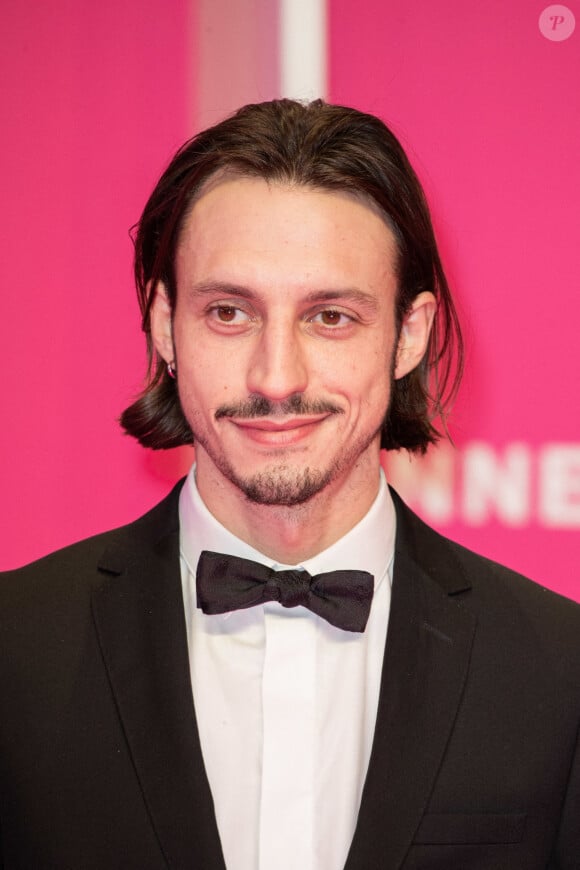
(319, 310), (343, 325)
(217, 306), (237, 322)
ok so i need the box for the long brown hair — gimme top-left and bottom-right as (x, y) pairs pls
(120, 99), (462, 453)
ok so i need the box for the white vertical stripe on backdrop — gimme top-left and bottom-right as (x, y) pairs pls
(280, 0), (327, 100)
(194, 0), (327, 130)
(195, 0), (280, 129)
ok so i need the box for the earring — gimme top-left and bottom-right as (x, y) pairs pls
(167, 361), (176, 379)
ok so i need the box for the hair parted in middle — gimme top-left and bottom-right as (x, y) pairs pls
(120, 98), (462, 454)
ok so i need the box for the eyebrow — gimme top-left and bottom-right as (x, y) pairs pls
(304, 288), (379, 313)
(188, 281), (258, 300)
(187, 281), (379, 312)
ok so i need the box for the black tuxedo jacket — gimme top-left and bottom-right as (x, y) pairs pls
(1, 481), (579, 869)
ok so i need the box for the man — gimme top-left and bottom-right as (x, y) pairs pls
(0, 100), (578, 869)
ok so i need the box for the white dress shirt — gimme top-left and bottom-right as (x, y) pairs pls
(179, 467), (395, 870)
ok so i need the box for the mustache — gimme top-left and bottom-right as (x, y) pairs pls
(215, 394), (343, 420)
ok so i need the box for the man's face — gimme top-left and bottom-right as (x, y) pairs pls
(153, 175), (428, 508)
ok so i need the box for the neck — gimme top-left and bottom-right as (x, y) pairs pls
(194, 452), (382, 564)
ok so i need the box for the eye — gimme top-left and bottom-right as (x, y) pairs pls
(209, 305), (249, 323)
(310, 309), (353, 327)
(217, 305), (238, 322)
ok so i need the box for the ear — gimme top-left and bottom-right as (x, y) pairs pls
(150, 282), (175, 364)
(394, 291), (436, 380)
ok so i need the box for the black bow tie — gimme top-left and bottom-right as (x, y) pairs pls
(196, 551), (374, 633)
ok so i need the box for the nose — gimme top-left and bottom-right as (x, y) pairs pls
(246, 322), (308, 402)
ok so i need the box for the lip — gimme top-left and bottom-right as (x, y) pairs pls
(228, 415), (330, 445)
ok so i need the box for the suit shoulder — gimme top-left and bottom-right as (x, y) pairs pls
(391, 486), (580, 642)
(448, 532), (579, 622)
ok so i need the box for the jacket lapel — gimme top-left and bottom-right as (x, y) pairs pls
(345, 491), (477, 870)
(91, 484), (226, 870)
(89, 480), (476, 870)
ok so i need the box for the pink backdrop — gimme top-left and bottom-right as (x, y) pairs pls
(1, 0), (195, 567)
(329, 0), (579, 598)
(2, 2), (579, 601)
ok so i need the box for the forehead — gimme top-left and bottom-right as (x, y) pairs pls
(175, 175), (399, 292)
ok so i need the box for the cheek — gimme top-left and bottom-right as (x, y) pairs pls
(176, 357), (245, 419)
(329, 342), (392, 395)
(176, 323), (251, 377)
(350, 351), (394, 422)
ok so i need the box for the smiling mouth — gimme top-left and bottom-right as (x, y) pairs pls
(233, 415), (329, 430)
(228, 414), (330, 444)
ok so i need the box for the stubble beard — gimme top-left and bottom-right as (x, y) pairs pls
(186, 391), (391, 508)
(223, 462), (334, 506)
(191, 422), (385, 508)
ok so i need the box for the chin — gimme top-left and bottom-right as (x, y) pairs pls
(230, 464), (335, 507)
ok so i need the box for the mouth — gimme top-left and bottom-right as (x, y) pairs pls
(228, 414), (330, 445)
